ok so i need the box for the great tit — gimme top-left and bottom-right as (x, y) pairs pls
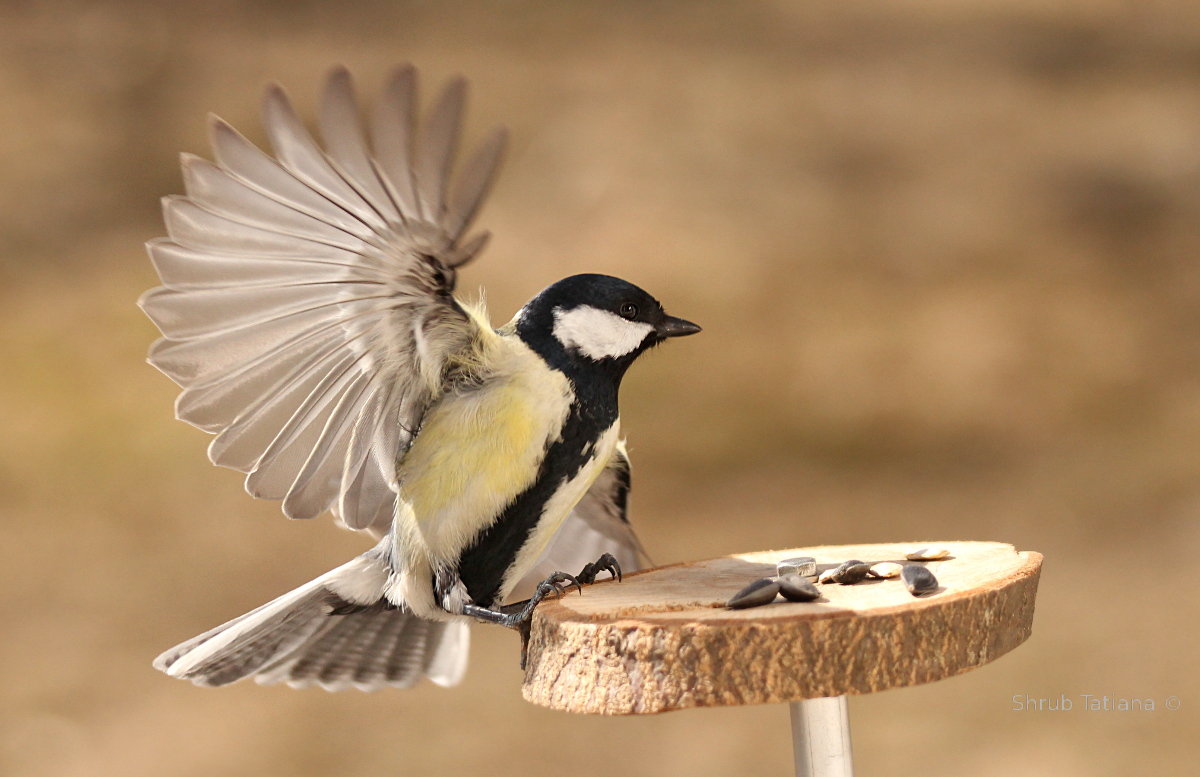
(142, 65), (701, 690)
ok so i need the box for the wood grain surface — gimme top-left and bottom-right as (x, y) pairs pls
(521, 541), (1042, 714)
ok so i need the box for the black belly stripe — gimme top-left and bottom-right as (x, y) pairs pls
(455, 391), (617, 607)
(610, 452), (631, 522)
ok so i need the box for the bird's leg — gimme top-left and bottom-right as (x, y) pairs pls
(575, 552), (622, 585)
(461, 571), (581, 628)
(462, 561), (623, 668)
(461, 571), (582, 668)
(461, 556), (623, 630)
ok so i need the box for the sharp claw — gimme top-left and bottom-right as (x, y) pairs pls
(600, 554), (621, 581)
(575, 554), (624, 585)
(470, 556), (631, 668)
(539, 572), (579, 598)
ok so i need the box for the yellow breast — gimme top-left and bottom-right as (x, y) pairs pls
(394, 336), (573, 564)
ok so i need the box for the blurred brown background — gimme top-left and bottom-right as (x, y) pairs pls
(2, 0), (1198, 775)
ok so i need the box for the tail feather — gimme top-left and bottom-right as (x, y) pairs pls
(421, 616), (469, 686)
(283, 606), (380, 685)
(200, 592), (328, 687)
(154, 552), (469, 691)
(353, 609), (411, 685)
(387, 617), (431, 682)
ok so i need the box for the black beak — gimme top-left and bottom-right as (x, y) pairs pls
(655, 315), (702, 338)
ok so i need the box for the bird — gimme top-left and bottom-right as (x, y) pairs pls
(140, 65), (701, 691)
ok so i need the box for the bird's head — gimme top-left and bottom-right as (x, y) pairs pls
(515, 274), (701, 380)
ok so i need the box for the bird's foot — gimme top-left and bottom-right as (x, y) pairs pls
(576, 552), (622, 585)
(461, 571), (581, 630)
(461, 571), (582, 669)
(461, 561), (623, 669)
(506, 571), (583, 624)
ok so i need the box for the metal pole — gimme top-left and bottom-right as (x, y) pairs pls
(789, 695), (854, 777)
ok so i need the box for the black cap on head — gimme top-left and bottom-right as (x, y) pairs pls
(516, 274), (700, 378)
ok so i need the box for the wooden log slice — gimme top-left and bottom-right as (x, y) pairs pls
(522, 541), (1042, 715)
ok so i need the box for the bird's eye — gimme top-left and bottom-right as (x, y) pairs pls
(619, 302), (639, 320)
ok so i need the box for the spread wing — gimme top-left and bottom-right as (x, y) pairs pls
(139, 65), (507, 535)
(512, 443), (650, 600)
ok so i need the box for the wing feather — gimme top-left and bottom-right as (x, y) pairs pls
(207, 343), (353, 472)
(245, 359), (368, 499)
(148, 239), (374, 290)
(371, 65), (421, 221)
(339, 386), (396, 531)
(413, 77), (464, 226)
(261, 84), (389, 234)
(162, 196), (369, 258)
(142, 66), (507, 531)
(180, 155), (378, 249)
(141, 283), (388, 340)
(317, 66), (403, 226)
(281, 382), (368, 520)
(445, 127), (508, 245)
(172, 327), (345, 432)
(147, 309), (328, 385)
(208, 116), (377, 240)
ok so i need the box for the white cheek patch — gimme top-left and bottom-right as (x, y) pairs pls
(552, 305), (655, 360)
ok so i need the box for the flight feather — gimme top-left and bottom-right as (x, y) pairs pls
(140, 65), (508, 534)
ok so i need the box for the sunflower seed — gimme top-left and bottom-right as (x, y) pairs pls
(778, 574), (821, 602)
(906, 547), (950, 561)
(776, 556), (817, 578)
(726, 577), (781, 609)
(901, 564), (939, 595)
(818, 568), (838, 584)
(868, 562), (903, 579)
(831, 559), (871, 585)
